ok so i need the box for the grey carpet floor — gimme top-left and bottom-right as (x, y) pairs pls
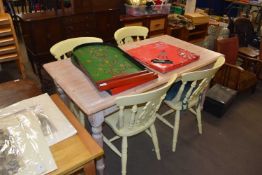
(103, 81), (262, 175)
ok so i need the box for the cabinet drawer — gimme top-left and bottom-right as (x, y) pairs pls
(64, 23), (95, 33)
(63, 14), (94, 24)
(150, 18), (165, 32)
(124, 22), (143, 27)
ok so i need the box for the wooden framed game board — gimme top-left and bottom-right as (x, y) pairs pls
(127, 41), (200, 73)
(72, 43), (158, 94)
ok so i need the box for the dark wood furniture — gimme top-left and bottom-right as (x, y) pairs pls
(120, 14), (168, 37)
(213, 37), (257, 92)
(17, 0), (122, 86)
(167, 23), (208, 43)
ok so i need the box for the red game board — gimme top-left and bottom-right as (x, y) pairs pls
(127, 42), (200, 73)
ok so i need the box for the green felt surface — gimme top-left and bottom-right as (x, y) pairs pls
(73, 44), (143, 82)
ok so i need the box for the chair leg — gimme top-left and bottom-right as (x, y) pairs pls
(172, 110), (180, 152)
(150, 124), (161, 160)
(196, 105), (202, 134)
(121, 137), (128, 175)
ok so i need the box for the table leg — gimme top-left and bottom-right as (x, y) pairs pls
(55, 82), (70, 106)
(88, 111), (105, 175)
(56, 82), (85, 126)
(84, 160), (96, 175)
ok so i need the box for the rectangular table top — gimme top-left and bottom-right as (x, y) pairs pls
(44, 35), (222, 116)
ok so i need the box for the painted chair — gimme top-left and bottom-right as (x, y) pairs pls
(114, 26), (149, 46)
(50, 37), (103, 124)
(157, 56), (225, 152)
(103, 74), (178, 175)
(50, 37), (103, 60)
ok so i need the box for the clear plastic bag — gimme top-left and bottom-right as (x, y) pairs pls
(0, 104), (58, 146)
(0, 94), (76, 146)
(31, 105), (57, 139)
(0, 108), (57, 175)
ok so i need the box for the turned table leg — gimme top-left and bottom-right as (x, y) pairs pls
(88, 111), (105, 175)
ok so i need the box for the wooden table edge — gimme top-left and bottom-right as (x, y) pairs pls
(50, 94), (104, 174)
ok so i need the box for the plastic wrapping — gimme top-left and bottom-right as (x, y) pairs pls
(0, 93), (77, 146)
(0, 108), (57, 175)
(31, 105), (58, 140)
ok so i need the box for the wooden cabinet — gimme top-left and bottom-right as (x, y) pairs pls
(18, 0), (122, 85)
(62, 14), (96, 38)
(95, 9), (120, 42)
(30, 19), (63, 53)
(120, 14), (168, 37)
(168, 23), (208, 43)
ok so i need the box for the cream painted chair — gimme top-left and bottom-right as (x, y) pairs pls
(114, 26), (149, 46)
(50, 37), (103, 125)
(157, 56), (225, 152)
(50, 37), (103, 60)
(103, 74), (178, 175)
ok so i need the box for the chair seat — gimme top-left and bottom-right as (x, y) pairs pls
(238, 70), (257, 91)
(164, 97), (199, 111)
(105, 109), (155, 137)
(239, 47), (259, 58)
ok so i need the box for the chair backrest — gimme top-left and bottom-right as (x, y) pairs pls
(114, 26), (149, 46)
(216, 36), (238, 65)
(115, 74), (178, 131)
(50, 37), (103, 60)
(170, 57), (225, 109)
(234, 17), (255, 47)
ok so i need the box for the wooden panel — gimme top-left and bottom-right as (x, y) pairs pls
(71, 0), (92, 13)
(31, 19), (62, 53)
(125, 22), (143, 27)
(91, 0), (122, 11)
(0, 1), (4, 14)
(95, 9), (120, 42)
(149, 18), (165, 32)
(62, 14), (94, 24)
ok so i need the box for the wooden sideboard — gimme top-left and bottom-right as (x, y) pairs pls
(120, 14), (168, 37)
(17, 0), (122, 85)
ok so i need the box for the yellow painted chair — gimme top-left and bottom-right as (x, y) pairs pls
(114, 26), (149, 46)
(157, 57), (225, 152)
(50, 37), (103, 125)
(103, 74), (178, 175)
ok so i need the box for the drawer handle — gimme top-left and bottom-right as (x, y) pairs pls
(154, 24), (161, 28)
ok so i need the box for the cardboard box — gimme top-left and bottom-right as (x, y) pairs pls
(184, 13), (209, 25)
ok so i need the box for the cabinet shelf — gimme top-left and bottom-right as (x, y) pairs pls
(188, 30), (206, 36)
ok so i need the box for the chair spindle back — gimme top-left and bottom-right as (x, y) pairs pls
(114, 26), (149, 46)
(115, 74), (177, 130)
(170, 57), (225, 109)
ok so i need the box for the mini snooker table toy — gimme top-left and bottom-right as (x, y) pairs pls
(72, 43), (158, 94)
